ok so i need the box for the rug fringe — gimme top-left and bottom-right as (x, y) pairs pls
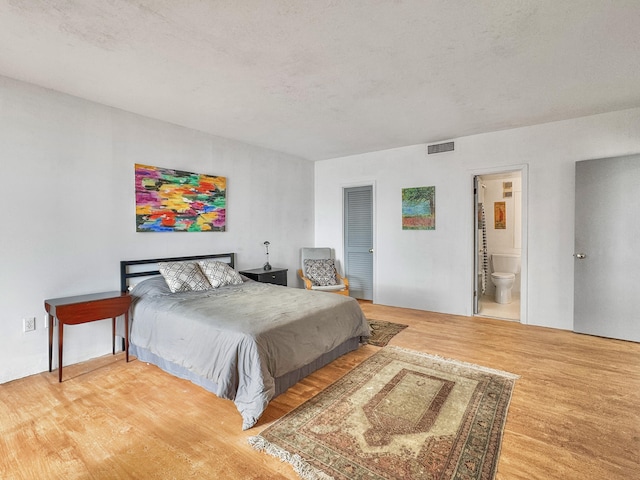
(386, 345), (520, 380)
(248, 435), (334, 480)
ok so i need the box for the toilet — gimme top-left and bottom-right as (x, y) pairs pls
(490, 253), (521, 304)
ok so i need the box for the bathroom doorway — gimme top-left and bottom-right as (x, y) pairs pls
(474, 170), (524, 322)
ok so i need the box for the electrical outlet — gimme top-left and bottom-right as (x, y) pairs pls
(23, 317), (36, 332)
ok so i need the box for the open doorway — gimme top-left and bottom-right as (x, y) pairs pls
(474, 170), (524, 321)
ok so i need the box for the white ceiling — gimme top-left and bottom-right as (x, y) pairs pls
(1, 1), (639, 161)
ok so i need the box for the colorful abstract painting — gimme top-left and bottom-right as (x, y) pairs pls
(402, 186), (435, 230)
(135, 164), (226, 232)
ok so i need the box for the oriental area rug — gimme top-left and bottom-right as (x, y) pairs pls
(250, 346), (518, 480)
(366, 319), (409, 347)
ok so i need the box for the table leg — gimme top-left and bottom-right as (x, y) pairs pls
(58, 322), (64, 383)
(124, 310), (129, 363)
(112, 317), (116, 355)
(48, 315), (54, 372)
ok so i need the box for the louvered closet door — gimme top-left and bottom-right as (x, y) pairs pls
(344, 186), (373, 300)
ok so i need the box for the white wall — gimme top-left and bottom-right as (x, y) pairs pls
(315, 107), (640, 331)
(481, 175), (522, 295)
(482, 176), (521, 256)
(0, 76), (314, 384)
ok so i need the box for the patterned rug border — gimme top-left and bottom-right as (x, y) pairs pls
(249, 436), (333, 480)
(365, 319), (408, 347)
(386, 345), (520, 380)
(249, 346), (519, 480)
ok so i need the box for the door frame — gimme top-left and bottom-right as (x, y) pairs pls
(341, 180), (376, 303)
(473, 175), (481, 315)
(469, 164), (528, 324)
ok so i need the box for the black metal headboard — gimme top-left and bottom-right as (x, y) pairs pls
(120, 252), (236, 292)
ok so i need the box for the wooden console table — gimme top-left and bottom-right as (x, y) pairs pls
(45, 291), (131, 382)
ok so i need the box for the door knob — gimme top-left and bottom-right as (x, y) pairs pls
(369, 248), (374, 253)
(574, 253), (587, 259)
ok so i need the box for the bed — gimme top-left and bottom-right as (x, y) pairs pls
(120, 253), (370, 430)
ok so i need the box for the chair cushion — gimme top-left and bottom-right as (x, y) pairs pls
(304, 259), (338, 286)
(301, 247), (332, 272)
(311, 284), (346, 292)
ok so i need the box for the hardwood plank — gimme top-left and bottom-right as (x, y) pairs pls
(1, 303), (639, 479)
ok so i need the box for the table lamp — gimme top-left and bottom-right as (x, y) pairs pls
(263, 241), (272, 270)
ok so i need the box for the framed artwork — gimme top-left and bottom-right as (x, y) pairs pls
(503, 181), (513, 198)
(494, 201), (506, 229)
(402, 186), (435, 230)
(135, 164), (226, 232)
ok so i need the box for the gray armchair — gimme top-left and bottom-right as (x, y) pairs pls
(298, 247), (349, 295)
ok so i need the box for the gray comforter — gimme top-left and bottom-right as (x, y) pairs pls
(129, 277), (370, 429)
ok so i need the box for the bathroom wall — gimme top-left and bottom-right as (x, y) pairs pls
(481, 174), (521, 295)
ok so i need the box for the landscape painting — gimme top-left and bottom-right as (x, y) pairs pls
(135, 164), (226, 232)
(402, 186), (435, 230)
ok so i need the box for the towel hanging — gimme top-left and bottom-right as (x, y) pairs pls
(480, 203), (488, 295)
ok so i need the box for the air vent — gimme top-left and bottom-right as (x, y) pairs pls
(427, 141), (454, 154)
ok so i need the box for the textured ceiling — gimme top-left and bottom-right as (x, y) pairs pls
(1, 0), (639, 160)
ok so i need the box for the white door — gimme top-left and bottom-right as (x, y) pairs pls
(344, 186), (373, 300)
(573, 155), (640, 342)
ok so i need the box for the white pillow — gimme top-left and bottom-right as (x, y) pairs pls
(198, 260), (244, 288)
(158, 262), (211, 293)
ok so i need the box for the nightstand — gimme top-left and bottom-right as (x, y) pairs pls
(239, 267), (288, 286)
(45, 291), (131, 382)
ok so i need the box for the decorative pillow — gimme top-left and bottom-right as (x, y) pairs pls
(304, 259), (338, 286)
(158, 261), (211, 293)
(198, 260), (244, 288)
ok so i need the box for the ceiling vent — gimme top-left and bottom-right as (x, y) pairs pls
(427, 141), (454, 154)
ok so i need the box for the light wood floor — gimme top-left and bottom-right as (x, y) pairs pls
(1, 302), (639, 479)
